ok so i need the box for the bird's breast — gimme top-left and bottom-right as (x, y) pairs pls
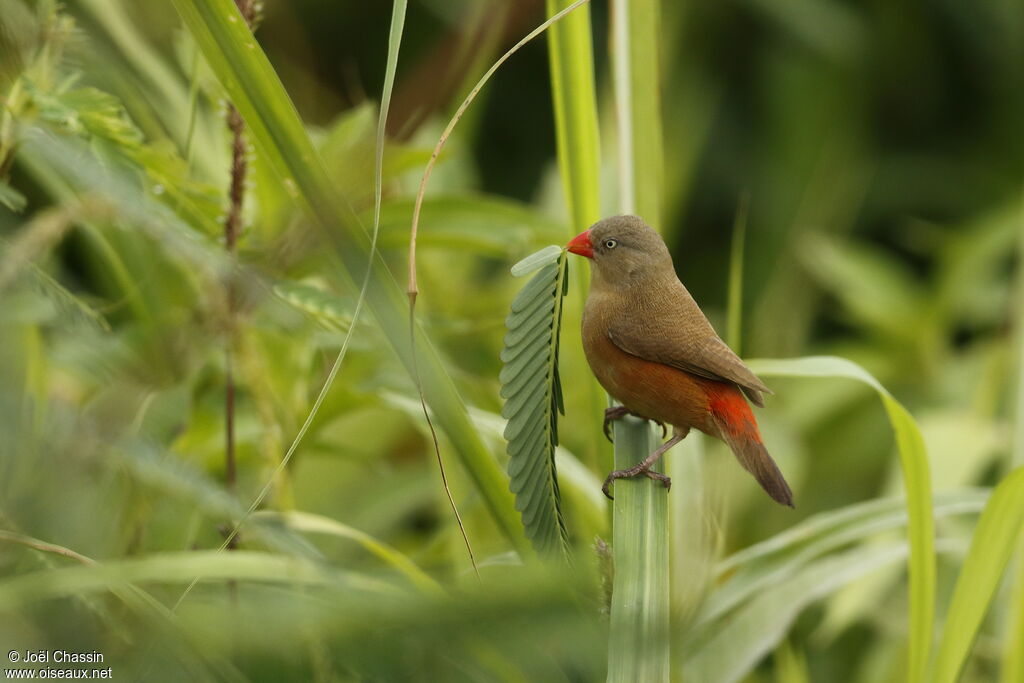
(581, 310), (719, 434)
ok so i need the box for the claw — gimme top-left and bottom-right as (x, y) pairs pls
(603, 406), (627, 442)
(601, 468), (673, 499)
(599, 427), (685, 499)
(642, 470), (672, 489)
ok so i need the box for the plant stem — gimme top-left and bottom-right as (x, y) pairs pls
(223, 0), (256, 546)
(607, 419), (670, 681)
(1000, 190), (1024, 683)
(608, 0), (671, 680)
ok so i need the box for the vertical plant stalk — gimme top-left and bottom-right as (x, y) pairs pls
(608, 0), (671, 680)
(545, 0), (605, 470)
(1001, 194), (1024, 683)
(727, 193), (751, 354)
(222, 0), (257, 546)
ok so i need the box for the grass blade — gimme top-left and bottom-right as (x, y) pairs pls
(545, 0), (600, 230)
(748, 355), (935, 682)
(1001, 207), (1024, 683)
(727, 194), (750, 353)
(683, 544), (908, 683)
(0, 551), (392, 609)
(933, 467), (1024, 683)
(544, 0), (606, 474)
(254, 510), (440, 594)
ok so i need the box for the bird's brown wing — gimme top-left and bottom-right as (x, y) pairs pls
(606, 280), (772, 406)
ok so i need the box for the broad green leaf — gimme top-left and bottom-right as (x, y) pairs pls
(171, 0), (529, 555)
(501, 249), (570, 557)
(748, 356), (935, 683)
(933, 466), (1024, 683)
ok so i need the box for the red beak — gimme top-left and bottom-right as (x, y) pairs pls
(567, 229), (594, 259)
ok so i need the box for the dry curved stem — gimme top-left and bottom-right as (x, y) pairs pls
(0, 530), (96, 565)
(405, 0), (590, 299)
(410, 308), (479, 580)
(404, 0), (590, 567)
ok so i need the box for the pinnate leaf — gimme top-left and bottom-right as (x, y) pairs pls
(501, 247), (570, 558)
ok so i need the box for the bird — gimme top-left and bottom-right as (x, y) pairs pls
(566, 214), (794, 507)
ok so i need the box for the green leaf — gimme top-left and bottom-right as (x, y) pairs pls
(0, 550), (392, 609)
(933, 467), (1024, 683)
(705, 490), (987, 629)
(683, 544), (908, 683)
(0, 179), (27, 212)
(501, 248), (570, 558)
(545, 0), (601, 232)
(800, 234), (928, 341)
(611, 0), (663, 225)
(511, 245), (563, 277)
(748, 356), (936, 683)
(273, 281), (354, 332)
(254, 510), (440, 595)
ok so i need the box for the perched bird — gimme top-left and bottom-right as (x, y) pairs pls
(567, 215), (794, 507)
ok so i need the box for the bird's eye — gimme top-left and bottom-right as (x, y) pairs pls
(604, 239), (618, 249)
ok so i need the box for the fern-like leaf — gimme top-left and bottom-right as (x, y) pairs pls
(501, 246), (570, 558)
(273, 281), (354, 332)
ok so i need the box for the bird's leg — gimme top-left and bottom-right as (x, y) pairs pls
(601, 427), (689, 500)
(603, 406), (667, 442)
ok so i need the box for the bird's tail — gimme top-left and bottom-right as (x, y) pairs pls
(708, 384), (795, 507)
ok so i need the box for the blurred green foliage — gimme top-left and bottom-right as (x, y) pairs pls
(0, 0), (1022, 681)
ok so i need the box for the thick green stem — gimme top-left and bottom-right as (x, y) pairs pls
(607, 0), (671, 680)
(607, 417), (670, 681)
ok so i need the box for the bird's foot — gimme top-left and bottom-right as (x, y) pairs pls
(601, 465), (672, 500)
(602, 406), (667, 442)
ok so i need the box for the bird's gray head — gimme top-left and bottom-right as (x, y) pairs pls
(567, 215), (674, 288)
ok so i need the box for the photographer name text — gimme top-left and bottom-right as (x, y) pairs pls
(9, 652), (103, 665)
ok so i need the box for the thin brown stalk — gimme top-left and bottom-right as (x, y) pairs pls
(222, 0), (257, 548)
(409, 308), (479, 580)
